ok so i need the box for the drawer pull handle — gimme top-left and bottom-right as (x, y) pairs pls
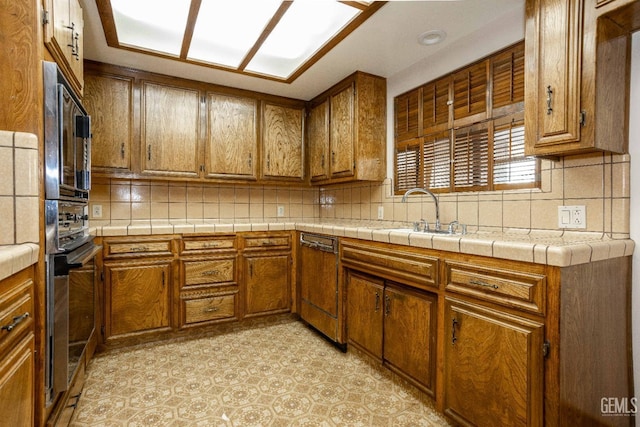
(1, 312), (30, 332)
(469, 279), (499, 289)
(204, 307), (219, 313)
(261, 241), (278, 246)
(130, 246), (149, 252)
(203, 270), (220, 276)
(203, 242), (220, 248)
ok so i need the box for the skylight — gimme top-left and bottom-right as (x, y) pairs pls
(99, 0), (386, 82)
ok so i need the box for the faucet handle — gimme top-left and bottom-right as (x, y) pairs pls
(447, 221), (459, 233)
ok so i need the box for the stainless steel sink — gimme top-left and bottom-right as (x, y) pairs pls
(377, 227), (460, 235)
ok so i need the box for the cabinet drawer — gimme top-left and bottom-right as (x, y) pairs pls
(183, 259), (235, 287)
(104, 239), (172, 257)
(183, 294), (237, 325)
(444, 260), (546, 314)
(181, 236), (236, 254)
(341, 241), (438, 290)
(0, 273), (34, 351)
(243, 234), (291, 250)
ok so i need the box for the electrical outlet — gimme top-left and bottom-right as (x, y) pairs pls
(377, 205), (384, 220)
(557, 205), (586, 229)
(92, 204), (102, 218)
(277, 205), (285, 217)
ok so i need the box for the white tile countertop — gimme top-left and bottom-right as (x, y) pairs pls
(0, 243), (39, 282)
(90, 219), (635, 267)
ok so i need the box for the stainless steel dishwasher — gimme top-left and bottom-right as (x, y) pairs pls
(299, 233), (343, 346)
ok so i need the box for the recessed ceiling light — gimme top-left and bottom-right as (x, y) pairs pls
(418, 29), (447, 46)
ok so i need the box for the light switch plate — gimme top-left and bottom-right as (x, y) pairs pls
(557, 205), (586, 229)
(277, 205), (285, 217)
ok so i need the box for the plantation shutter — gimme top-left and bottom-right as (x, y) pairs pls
(423, 131), (451, 191)
(423, 76), (451, 133)
(493, 115), (538, 189)
(492, 43), (525, 113)
(395, 88), (421, 141)
(453, 123), (490, 191)
(453, 61), (488, 124)
(395, 142), (421, 192)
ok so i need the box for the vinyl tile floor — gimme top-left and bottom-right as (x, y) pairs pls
(71, 316), (451, 426)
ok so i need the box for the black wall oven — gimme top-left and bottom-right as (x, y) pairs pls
(43, 61), (99, 405)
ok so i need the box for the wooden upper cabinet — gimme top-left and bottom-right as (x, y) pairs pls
(261, 103), (305, 181)
(452, 61), (489, 126)
(492, 42), (525, 115)
(44, 0), (84, 95)
(308, 99), (330, 182)
(395, 88), (421, 142)
(83, 71), (133, 173)
(525, 0), (583, 154)
(308, 72), (386, 185)
(330, 83), (356, 178)
(141, 82), (200, 177)
(205, 93), (258, 180)
(422, 76), (451, 134)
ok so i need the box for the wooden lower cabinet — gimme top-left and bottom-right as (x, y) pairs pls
(104, 260), (172, 340)
(444, 298), (544, 427)
(243, 253), (291, 316)
(0, 333), (34, 427)
(0, 266), (35, 427)
(346, 271), (436, 394)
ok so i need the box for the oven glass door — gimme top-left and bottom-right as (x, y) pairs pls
(58, 84), (90, 193)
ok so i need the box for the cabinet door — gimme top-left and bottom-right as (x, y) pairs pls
(383, 285), (436, 392)
(105, 261), (172, 338)
(205, 93), (258, 180)
(83, 72), (133, 171)
(346, 272), (383, 359)
(330, 84), (355, 178)
(308, 100), (330, 182)
(141, 82), (200, 177)
(444, 298), (544, 427)
(45, 0), (83, 94)
(262, 103), (304, 181)
(244, 254), (290, 316)
(525, 0), (583, 153)
(0, 334), (34, 427)
(395, 88), (421, 142)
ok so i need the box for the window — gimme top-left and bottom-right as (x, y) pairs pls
(393, 41), (539, 194)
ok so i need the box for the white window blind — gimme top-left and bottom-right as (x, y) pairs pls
(423, 131), (451, 191)
(453, 124), (489, 191)
(493, 118), (538, 188)
(395, 144), (420, 192)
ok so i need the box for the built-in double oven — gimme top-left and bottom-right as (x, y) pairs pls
(43, 61), (100, 405)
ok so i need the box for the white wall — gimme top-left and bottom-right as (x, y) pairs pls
(630, 32), (640, 424)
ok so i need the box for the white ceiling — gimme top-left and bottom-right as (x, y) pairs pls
(80, 0), (526, 101)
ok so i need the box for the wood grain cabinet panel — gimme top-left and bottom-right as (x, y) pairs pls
(0, 333), (34, 427)
(383, 284), (436, 392)
(444, 298), (544, 427)
(307, 99), (330, 182)
(205, 93), (258, 180)
(105, 261), (172, 339)
(346, 272), (384, 360)
(262, 103), (304, 181)
(83, 71), (133, 172)
(44, 0), (84, 95)
(182, 259), (235, 288)
(141, 82), (200, 177)
(308, 71), (386, 185)
(244, 254), (291, 316)
(183, 294), (237, 325)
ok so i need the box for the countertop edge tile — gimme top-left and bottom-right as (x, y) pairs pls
(85, 221), (635, 267)
(0, 243), (39, 282)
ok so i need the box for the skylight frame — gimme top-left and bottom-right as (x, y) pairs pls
(96, 0), (387, 83)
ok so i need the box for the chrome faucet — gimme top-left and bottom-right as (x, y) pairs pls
(401, 188), (440, 230)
